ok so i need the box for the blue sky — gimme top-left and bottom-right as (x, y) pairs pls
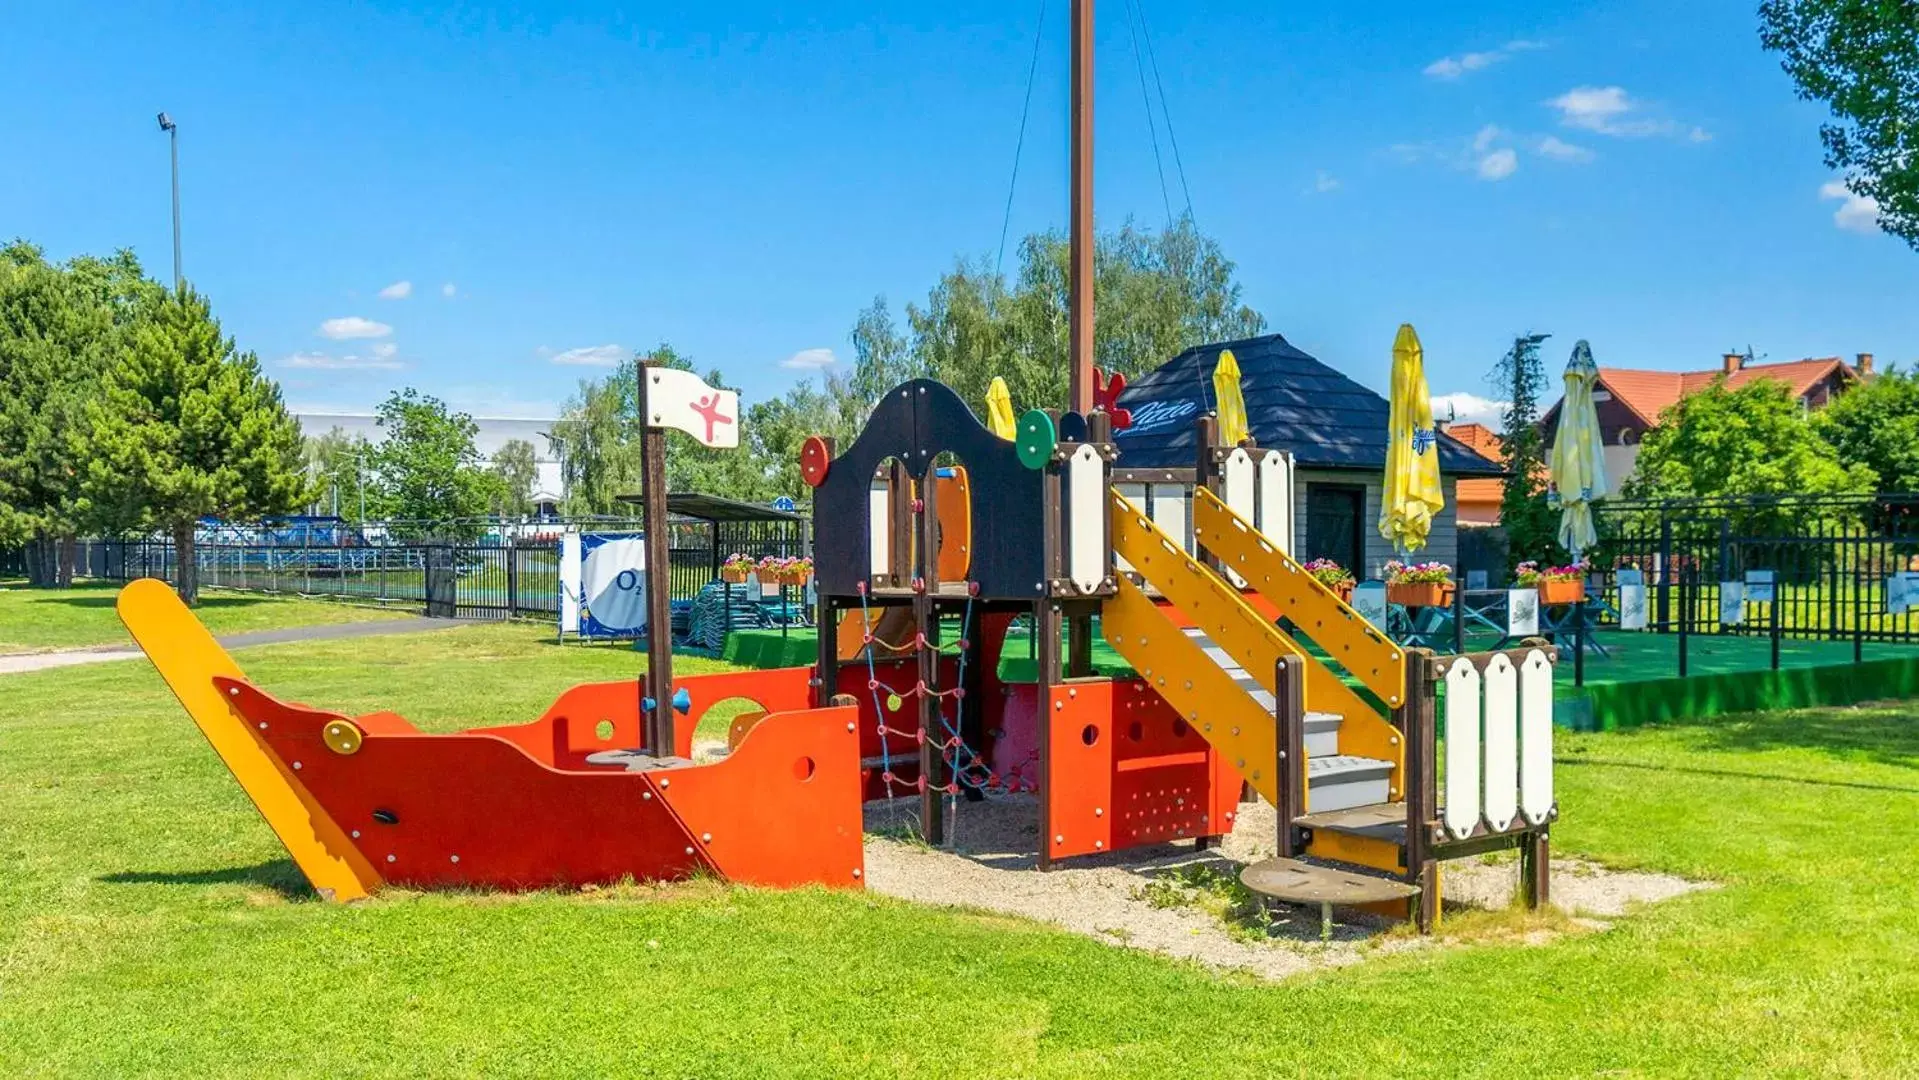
(4, 1), (1913, 425)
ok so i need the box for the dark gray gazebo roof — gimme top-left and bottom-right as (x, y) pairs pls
(1112, 333), (1505, 477)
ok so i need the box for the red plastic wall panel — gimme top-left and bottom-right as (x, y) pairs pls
(632, 703), (865, 888)
(1044, 681), (1115, 858)
(224, 678), (863, 891)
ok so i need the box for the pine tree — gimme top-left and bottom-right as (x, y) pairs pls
(85, 288), (309, 604)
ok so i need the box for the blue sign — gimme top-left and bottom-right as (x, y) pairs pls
(771, 495), (797, 512)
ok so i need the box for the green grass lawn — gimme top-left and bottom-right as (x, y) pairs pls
(0, 581), (412, 655)
(2, 620), (1916, 1076)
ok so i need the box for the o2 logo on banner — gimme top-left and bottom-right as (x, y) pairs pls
(576, 533), (649, 639)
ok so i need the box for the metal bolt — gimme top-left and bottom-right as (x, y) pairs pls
(660, 778), (670, 788)
(450, 855), (460, 864)
(846, 722), (856, 732)
(685, 846), (695, 855)
(351, 830), (361, 839)
(1094, 841), (1104, 850)
(642, 791), (653, 800)
(257, 722), (267, 730)
(1054, 834), (1064, 845)
(1094, 807), (1103, 817)
(701, 832), (713, 843)
(228, 687), (239, 697)
(292, 761), (302, 770)
(386, 854), (396, 863)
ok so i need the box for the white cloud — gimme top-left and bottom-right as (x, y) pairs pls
(1472, 125), (1504, 153)
(1311, 170), (1341, 193)
(318, 316), (394, 341)
(1477, 148), (1518, 181)
(781, 347), (838, 370)
(284, 351), (403, 371)
(550, 343), (626, 367)
(441, 283), (457, 298)
(1433, 392), (1511, 429)
(1423, 40), (1545, 80)
(1821, 179), (1883, 234)
(377, 280), (412, 300)
(1535, 135), (1595, 163)
(369, 342), (399, 360)
(1547, 85), (1702, 140)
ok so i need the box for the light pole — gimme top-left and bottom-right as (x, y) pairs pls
(156, 112), (182, 292)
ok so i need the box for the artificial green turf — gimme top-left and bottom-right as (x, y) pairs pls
(0, 581), (410, 655)
(2, 620), (1916, 1076)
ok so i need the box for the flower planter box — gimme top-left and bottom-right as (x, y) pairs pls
(779, 571), (812, 588)
(1330, 581), (1354, 604)
(721, 568), (750, 584)
(1536, 579), (1586, 606)
(1388, 581), (1454, 608)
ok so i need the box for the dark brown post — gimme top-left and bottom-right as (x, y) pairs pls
(1272, 655), (1306, 858)
(1520, 829), (1550, 910)
(1398, 649), (1441, 933)
(637, 358), (676, 757)
(887, 461), (913, 589)
(1068, 0), (1094, 415)
(916, 473), (945, 846)
(812, 438), (838, 711)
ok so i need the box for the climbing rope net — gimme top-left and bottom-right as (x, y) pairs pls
(854, 582), (1039, 803)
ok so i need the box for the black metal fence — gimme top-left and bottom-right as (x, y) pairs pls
(1589, 493), (1919, 644)
(13, 515), (807, 622)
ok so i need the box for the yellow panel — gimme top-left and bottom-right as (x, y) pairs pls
(1101, 578), (1285, 805)
(1304, 829), (1403, 875)
(116, 578), (381, 901)
(1192, 487), (1405, 707)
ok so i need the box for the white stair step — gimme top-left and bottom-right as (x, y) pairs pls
(1306, 755), (1394, 814)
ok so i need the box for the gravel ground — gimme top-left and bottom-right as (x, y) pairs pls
(857, 792), (1711, 980)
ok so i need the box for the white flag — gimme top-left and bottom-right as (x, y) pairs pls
(646, 367), (740, 448)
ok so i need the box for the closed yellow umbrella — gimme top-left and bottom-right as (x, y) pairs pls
(985, 376), (1017, 440)
(1549, 340), (1609, 556)
(1213, 348), (1249, 446)
(1379, 324), (1445, 554)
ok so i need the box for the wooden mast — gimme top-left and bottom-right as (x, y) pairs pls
(1069, 0), (1095, 414)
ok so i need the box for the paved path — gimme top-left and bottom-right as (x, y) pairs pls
(0, 617), (463, 676)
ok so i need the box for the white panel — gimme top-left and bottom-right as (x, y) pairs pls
(1443, 658), (1482, 840)
(1222, 449), (1255, 587)
(1257, 451), (1292, 554)
(1519, 649), (1555, 825)
(1114, 483), (1146, 573)
(868, 480), (890, 577)
(1067, 444), (1105, 594)
(1506, 589), (1539, 636)
(1620, 583), (1648, 630)
(1149, 483), (1190, 555)
(1481, 654), (1518, 832)
(559, 531), (582, 634)
(1719, 581), (1745, 626)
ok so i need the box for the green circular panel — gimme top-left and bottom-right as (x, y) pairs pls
(1016, 409), (1057, 470)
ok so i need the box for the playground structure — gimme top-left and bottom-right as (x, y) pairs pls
(122, 366), (1558, 931)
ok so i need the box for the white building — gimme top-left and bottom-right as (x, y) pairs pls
(295, 411), (566, 516)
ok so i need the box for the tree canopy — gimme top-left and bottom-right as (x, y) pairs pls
(1813, 365), (1919, 489)
(1622, 378), (1874, 504)
(366, 389), (501, 534)
(1760, 0), (1919, 249)
(1492, 333), (1561, 567)
(0, 242), (161, 581)
(85, 287), (309, 602)
(489, 438), (541, 517)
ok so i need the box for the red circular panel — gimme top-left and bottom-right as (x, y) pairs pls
(800, 435), (832, 487)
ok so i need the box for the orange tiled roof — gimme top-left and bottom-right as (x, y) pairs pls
(1445, 422), (1507, 504)
(1596, 358), (1855, 426)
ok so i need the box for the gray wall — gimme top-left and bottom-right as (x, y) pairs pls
(1292, 468), (1459, 580)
